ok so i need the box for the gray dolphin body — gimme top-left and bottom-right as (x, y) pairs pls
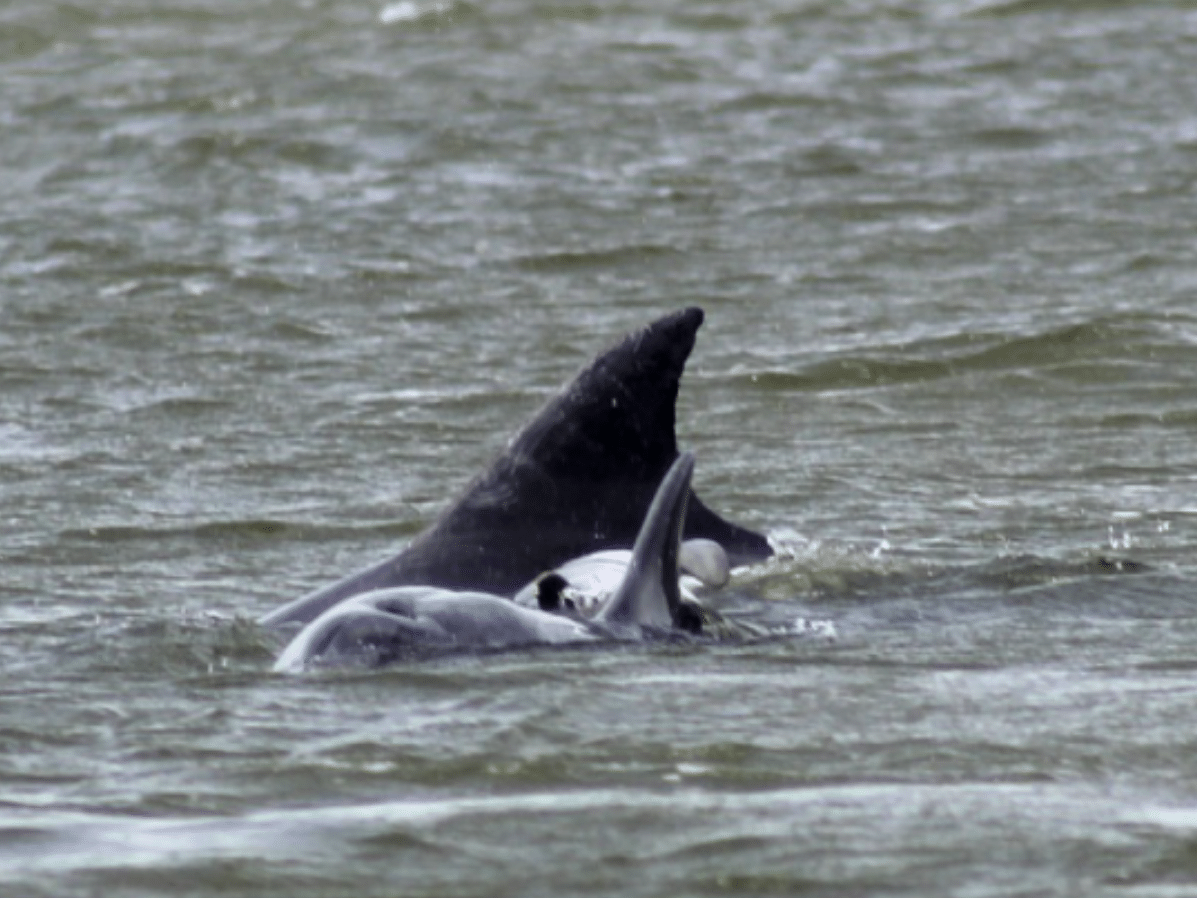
(261, 307), (771, 631)
(274, 453), (700, 671)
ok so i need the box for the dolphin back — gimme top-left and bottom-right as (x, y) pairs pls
(260, 308), (771, 630)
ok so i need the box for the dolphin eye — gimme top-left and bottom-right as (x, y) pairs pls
(536, 573), (569, 611)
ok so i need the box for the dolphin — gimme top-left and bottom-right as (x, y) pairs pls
(511, 538), (729, 615)
(273, 453), (703, 671)
(260, 307), (771, 631)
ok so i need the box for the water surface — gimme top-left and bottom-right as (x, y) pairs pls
(4, 1), (1197, 895)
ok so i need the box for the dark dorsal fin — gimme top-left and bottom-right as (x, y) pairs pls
(261, 309), (771, 630)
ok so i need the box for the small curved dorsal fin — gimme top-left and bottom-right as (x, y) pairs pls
(595, 452), (694, 630)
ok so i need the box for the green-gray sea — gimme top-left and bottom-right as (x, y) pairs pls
(4, 1), (1197, 895)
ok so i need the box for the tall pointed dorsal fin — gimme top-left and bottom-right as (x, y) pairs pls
(595, 452), (694, 630)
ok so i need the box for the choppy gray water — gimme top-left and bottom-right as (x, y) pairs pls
(5, 1), (1197, 895)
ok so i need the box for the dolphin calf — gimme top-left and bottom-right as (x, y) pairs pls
(274, 453), (703, 671)
(260, 307), (771, 630)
